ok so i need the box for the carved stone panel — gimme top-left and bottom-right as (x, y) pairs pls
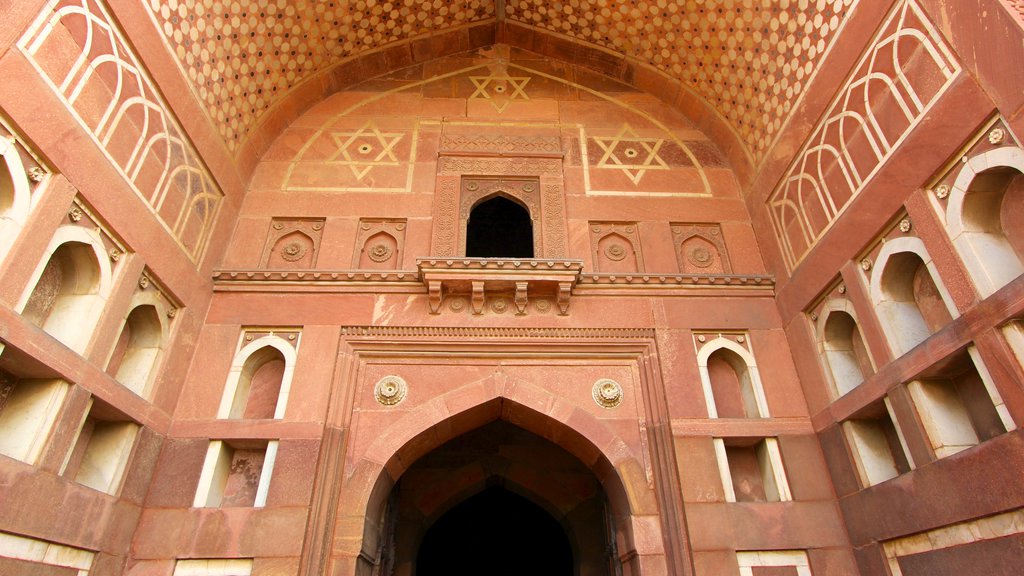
(590, 222), (644, 273)
(353, 219), (407, 269)
(672, 223), (731, 274)
(260, 218), (325, 269)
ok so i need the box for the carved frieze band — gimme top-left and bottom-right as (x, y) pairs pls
(766, 0), (960, 272)
(439, 134), (563, 156)
(438, 157), (562, 176)
(341, 326), (657, 339)
(19, 0), (224, 264)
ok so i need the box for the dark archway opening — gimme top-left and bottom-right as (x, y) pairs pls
(465, 195), (534, 258)
(380, 420), (616, 576)
(416, 486), (572, 576)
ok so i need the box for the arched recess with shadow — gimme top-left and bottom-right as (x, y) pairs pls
(465, 194), (534, 258)
(332, 377), (664, 576)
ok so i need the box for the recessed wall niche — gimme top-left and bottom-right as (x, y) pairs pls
(217, 330), (300, 420)
(18, 200), (125, 354)
(0, 370), (69, 464)
(589, 222), (643, 273)
(931, 117), (1024, 297)
(353, 218), (406, 269)
(105, 270), (178, 398)
(865, 219), (957, 358)
(61, 399), (139, 495)
(259, 217), (325, 269)
(695, 333), (770, 419)
(906, 347), (1008, 458)
(672, 223), (731, 274)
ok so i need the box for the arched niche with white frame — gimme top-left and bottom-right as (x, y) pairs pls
(945, 146), (1024, 297)
(697, 337), (770, 418)
(869, 237), (958, 358)
(18, 225), (113, 354)
(0, 137), (33, 260)
(217, 334), (299, 420)
(105, 290), (172, 398)
(816, 300), (875, 398)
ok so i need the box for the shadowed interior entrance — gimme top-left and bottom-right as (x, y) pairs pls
(417, 486), (572, 575)
(382, 420), (615, 576)
(465, 195), (534, 258)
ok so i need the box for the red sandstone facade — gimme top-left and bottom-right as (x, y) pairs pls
(1, 1), (1023, 575)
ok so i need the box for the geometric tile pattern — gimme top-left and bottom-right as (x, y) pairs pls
(20, 0), (224, 264)
(766, 0), (960, 272)
(141, 0), (856, 161)
(144, 0), (494, 151)
(505, 0), (857, 157)
(329, 121), (405, 181)
(591, 124), (669, 185)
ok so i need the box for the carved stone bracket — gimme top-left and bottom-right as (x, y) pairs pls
(418, 258), (584, 316)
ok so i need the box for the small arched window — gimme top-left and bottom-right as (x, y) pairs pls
(465, 195), (533, 258)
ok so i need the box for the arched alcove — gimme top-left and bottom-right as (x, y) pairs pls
(218, 336), (298, 420)
(596, 232), (639, 273)
(697, 339), (769, 419)
(106, 304), (165, 397)
(20, 230), (111, 353)
(394, 421), (598, 576)
(359, 231), (399, 269)
(339, 386), (657, 576)
(818, 306), (874, 397)
(465, 195), (534, 259)
(872, 241), (955, 357)
(706, 349), (759, 418)
(946, 147), (1024, 297)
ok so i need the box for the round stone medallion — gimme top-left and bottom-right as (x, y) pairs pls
(374, 375), (408, 406)
(592, 378), (623, 409)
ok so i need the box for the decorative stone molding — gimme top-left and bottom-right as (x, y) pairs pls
(341, 326), (657, 340)
(353, 218), (406, 269)
(578, 273), (773, 287)
(374, 375), (408, 406)
(590, 222), (644, 273)
(439, 133), (563, 156)
(671, 223), (732, 274)
(418, 258), (583, 316)
(592, 379), (624, 408)
(261, 217), (325, 269)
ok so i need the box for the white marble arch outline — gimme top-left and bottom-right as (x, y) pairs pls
(868, 236), (958, 358)
(945, 145), (1024, 297)
(106, 289), (174, 399)
(696, 336), (770, 419)
(16, 224), (114, 354)
(815, 298), (877, 398)
(216, 333), (299, 420)
(0, 137), (34, 262)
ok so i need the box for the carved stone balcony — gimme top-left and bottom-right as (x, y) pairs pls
(417, 258), (584, 315)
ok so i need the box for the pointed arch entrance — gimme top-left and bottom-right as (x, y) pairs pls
(327, 379), (665, 576)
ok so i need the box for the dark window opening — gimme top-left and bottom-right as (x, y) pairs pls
(465, 196), (534, 258)
(416, 486), (572, 576)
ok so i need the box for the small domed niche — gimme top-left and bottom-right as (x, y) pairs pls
(353, 219), (406, 269)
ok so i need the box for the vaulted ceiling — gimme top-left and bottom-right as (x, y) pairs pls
(143, 0), (857, 164)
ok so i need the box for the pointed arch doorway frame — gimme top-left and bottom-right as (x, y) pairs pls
(298, 326), (694, 576)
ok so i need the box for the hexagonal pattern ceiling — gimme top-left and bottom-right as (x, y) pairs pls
(144, 0), (856, 160)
